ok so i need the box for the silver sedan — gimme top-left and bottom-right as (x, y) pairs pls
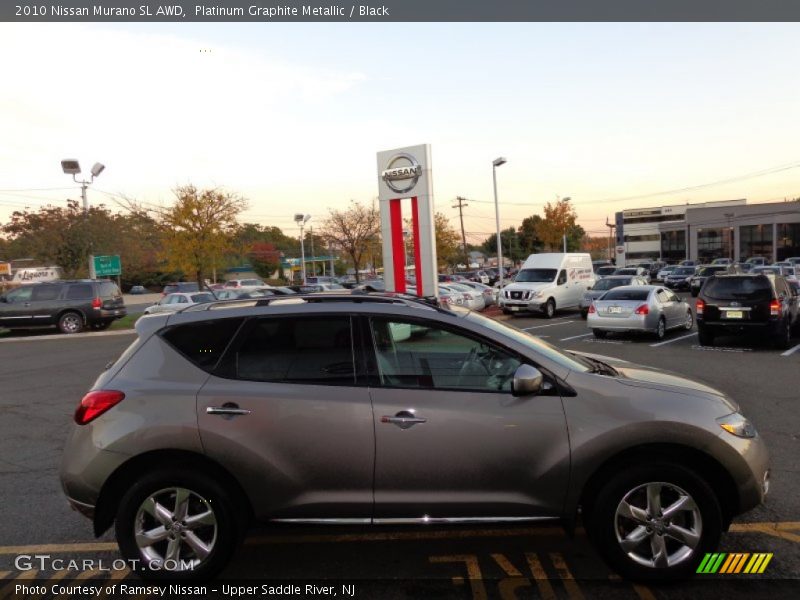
(587, 285), (694, 340)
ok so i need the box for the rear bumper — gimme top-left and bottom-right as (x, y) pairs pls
(698, 319), (782, 336)
(96, 307), (127, 320)
(587, 313), (656, 332)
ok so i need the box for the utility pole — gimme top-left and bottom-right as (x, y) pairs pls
(605, 217), (616, 262)
(309, 225), (315, 277)
(452, 196), (469, 268)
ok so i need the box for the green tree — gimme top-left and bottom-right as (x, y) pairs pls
(481, 227), (522, 265)
(159, 185), (247, 288)
(535, 198), (579, 251)
(518, 214), (544, 256)
(319, 200), (380, 283)
(247, 241), (281, 279)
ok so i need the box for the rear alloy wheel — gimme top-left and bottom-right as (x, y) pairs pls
(587, 463), (722, 581)
(543, 299), (556, 319)
(593, 329), (607, 339)
(654, 317), (666, 340)
(116, 469), (243, 580)
(684, 310), (694, 331)
(698, 329), (714, 346)
(58, 311), (84, 334)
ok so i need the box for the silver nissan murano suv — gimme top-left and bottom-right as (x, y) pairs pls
(60, 294), (769, 581)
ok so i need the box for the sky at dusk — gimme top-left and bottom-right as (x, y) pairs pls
(1, 22), (799, 246)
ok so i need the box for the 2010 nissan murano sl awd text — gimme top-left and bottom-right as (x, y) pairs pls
(60, 293), (770, 582)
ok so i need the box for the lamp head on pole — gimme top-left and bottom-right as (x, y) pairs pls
(492, 157), (507, 168)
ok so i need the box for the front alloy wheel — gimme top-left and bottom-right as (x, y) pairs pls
(614, 482), (702, 569)
(684, 310), (694, 330)
(587, 462), (722, 581)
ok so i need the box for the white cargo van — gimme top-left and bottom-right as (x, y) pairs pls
(500, 253), (595, 318)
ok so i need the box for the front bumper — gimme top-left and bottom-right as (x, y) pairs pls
(665, 280), (691, 290)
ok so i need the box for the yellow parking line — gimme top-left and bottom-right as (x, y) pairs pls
(549, 553), (584, 600)
(632, 584), (658, 600)
(525, 553), (556, 600)
(730, 522), (800, 544)
(28, 570), (67, 600)
(0, 570), (37, 600)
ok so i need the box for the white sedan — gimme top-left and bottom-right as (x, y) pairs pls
(143, 292), (216, 314)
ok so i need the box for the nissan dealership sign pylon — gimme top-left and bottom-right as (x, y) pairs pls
(377, 144), (438, 297)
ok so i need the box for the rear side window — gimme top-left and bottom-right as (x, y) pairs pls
(161, 318), (244, 369)
(602, 289), (651, 301)
(703, 277), (772, 301)
(230, 316), (355, 385)
(31, 285), (62, 301)
(66, 284), (93, 300)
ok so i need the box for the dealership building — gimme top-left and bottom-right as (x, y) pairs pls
(615, 199), (800, 265)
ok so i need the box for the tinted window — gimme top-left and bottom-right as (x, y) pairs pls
(673, 268), (695, 275)
(190, 293), (214, 303)
(516, 268), (557, 283)
(5, 287), (33, 302)
(233, 316), (355, 385)
(593, 278), (630, 291)
(703, 276), (772, 300)
(66, 284), (93, 300)
(370, 318), (521, 392)
(30, 285), (62, 301)
(162, 318), (244, 369)
(601, 289), (651, 301)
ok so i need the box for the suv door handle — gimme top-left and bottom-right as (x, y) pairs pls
(207, 402), (251, 416)
(381, 410), (426, 429)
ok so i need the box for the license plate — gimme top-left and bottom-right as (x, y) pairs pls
(510, 306), (520, 311)
(725, 310), (743, 319)
(608, 306), (622, 314)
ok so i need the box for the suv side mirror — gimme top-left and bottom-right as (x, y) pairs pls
(512, 364), (543, 397)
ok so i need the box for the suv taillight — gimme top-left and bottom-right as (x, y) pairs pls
(74, 390), (125, 425)
(91, 297), (102, 309)
(770, 299), (780, 316)
(696, 299), (705, 315)
(634, 304), (649, 315)
(588, 303), (596, 314)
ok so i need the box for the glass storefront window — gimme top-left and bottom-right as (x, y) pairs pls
(739, 224), (773, 261)
(777, 223), (800, 260)
(660, 230), (685, 262)
(697, 228), (732, 263)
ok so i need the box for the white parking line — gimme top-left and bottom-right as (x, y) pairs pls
(522, 320), (577, 331)
(781, 343), (800, 357)
(650, 332), (698, 347)
(560, 333), (593, 341)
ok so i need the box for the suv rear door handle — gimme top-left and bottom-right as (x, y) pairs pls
(207, 403), (251, 416)
(381, 410), (426, 429)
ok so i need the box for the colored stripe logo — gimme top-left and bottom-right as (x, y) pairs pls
(697, 553), (773, 574)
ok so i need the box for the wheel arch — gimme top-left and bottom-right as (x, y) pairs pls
(57, 308), (87, 324)
(93, 449), (253, 537)
(576, 443), (739, 531)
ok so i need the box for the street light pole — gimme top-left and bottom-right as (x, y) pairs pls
(492, 157), (507, 289)
(61, 159), (105, 279)
(294, 213), (311, 284)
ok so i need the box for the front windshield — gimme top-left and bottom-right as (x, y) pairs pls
(465, 310), (590, 373)
(674, 268), (695, 275)
(593, 278), (629, 291)
(515, 268), (557, 283)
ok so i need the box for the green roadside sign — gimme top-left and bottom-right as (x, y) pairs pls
(93, 255), (121, 277)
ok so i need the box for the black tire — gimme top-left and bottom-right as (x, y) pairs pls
(586, 462), (723, 582)
(774, 321), (792, 350)
(542, 298), (556, 319)
(91, 321), (112, 331)
(58, 311), (84, 334)
(698, 329), (714, 346)
(502, 309), (511, 315)
(580, 309), (588, 320)
(690, 290), (698, 298)
(115, 469), (244, 581)
(593, 329), (607, 339)
(654, 317), (666, 341)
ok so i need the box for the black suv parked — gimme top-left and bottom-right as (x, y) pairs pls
(0, 280), (126, 334)
(696, 273), (799, 348)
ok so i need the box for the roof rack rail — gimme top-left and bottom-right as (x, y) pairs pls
(179, 292), (452, 315)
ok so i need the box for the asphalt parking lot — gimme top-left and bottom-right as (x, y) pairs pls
(0, 293), (798, 599)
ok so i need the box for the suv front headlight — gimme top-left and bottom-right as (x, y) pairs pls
(530, 290), (543, 298)
(716, 413), (757, 438)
